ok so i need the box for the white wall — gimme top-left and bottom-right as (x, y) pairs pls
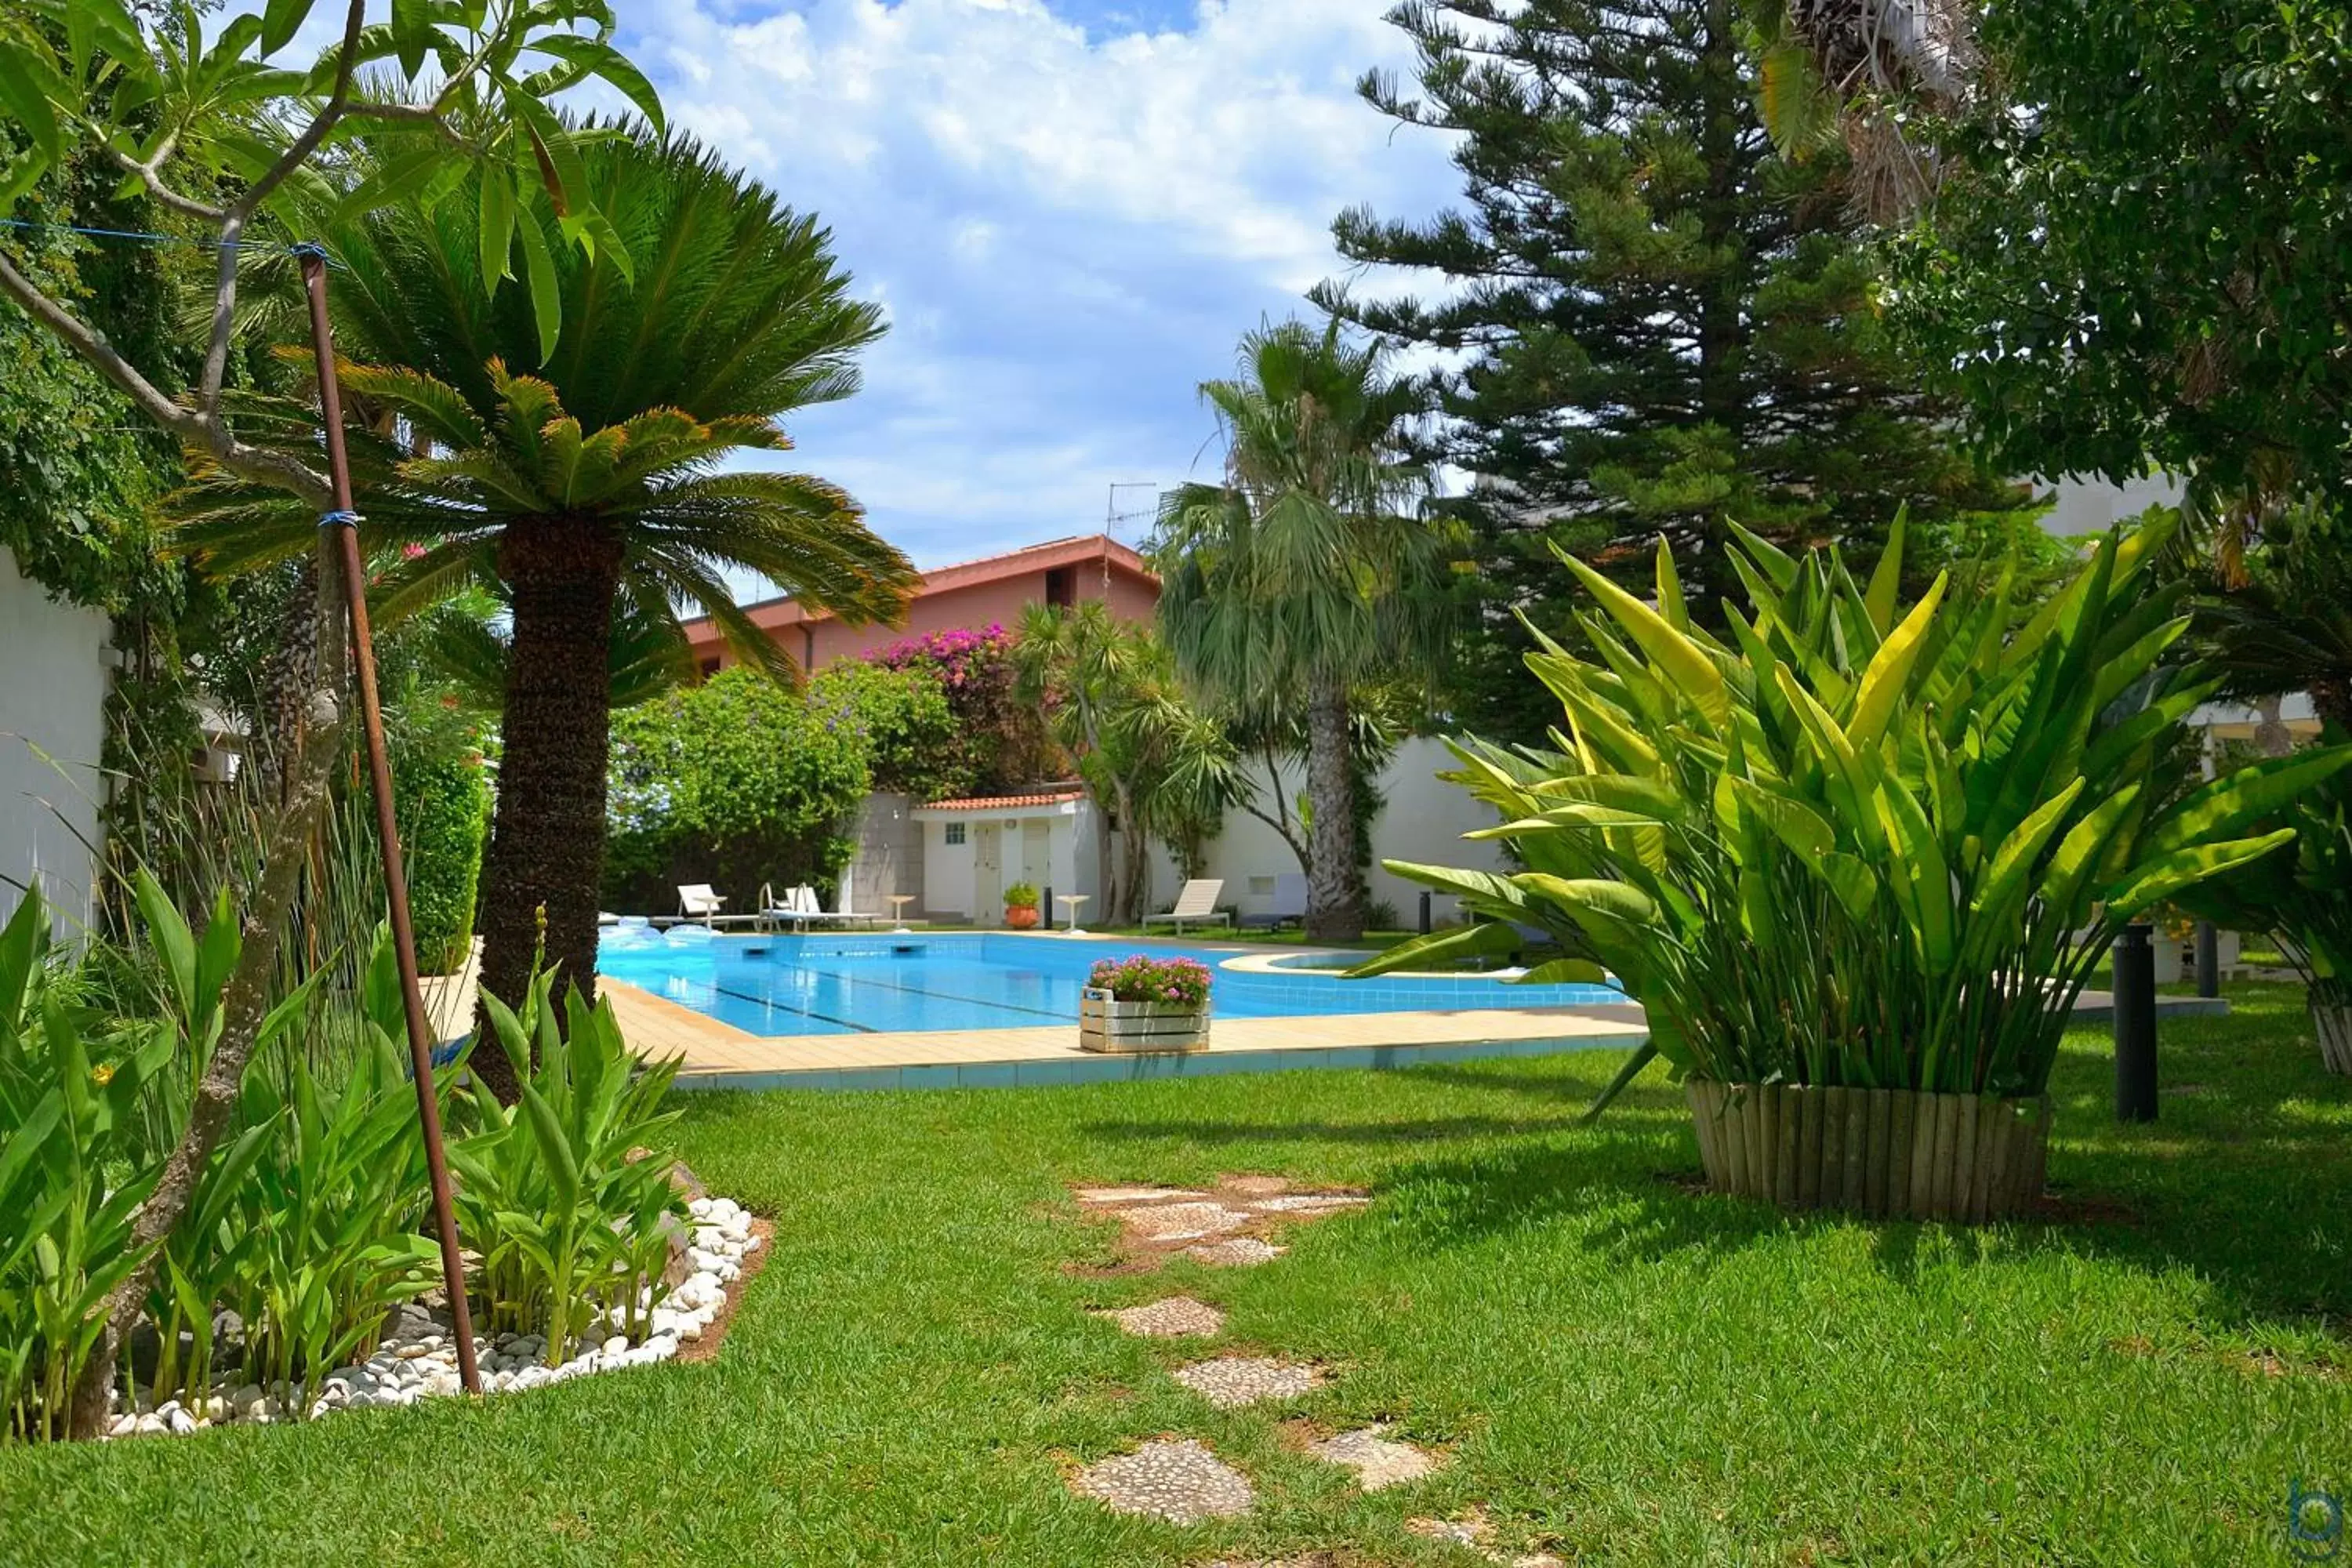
(0, 549), (111, 938)
(1196, 735), (1508, 927)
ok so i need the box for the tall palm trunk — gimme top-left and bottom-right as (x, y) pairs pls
(1303, 675), (1363, 942)
(474, 517), (623, 1100)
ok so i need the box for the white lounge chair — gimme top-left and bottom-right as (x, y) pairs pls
(797, 883), (881, 927)
(1142, 878), (1229, 935)
(677, 883), (760, 929)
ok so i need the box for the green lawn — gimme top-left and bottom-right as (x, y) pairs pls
(5, 985), (2347, 1565)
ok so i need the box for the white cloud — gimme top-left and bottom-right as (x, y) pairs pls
(247, 0), (1463, 580)
(583, 0), (1465, 579)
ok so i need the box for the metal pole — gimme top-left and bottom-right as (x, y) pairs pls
(2194, 919), (2220, 999)
(2114, 922), (2159, 1123)
(1417, 890), (1432, 935)
(298, 245), (482, 1396)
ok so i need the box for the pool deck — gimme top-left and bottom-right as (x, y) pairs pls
(602, 977), (1653, 1092)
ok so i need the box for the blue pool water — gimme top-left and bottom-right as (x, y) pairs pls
(596, 929), (1625, 1037)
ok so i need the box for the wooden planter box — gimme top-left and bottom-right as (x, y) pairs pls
(1080, 989), (1210, 1054)
(1686, 1081), (2052, 1222)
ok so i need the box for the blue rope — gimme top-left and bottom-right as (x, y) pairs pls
(0, 216), (338, 263)
(319, 510), (361, 529)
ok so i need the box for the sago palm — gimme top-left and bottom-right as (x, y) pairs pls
(176, 128), (915, 1094)
(1154, 319), (1452, 942)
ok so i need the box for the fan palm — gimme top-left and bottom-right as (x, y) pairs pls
(176, 128), (915, 1095)
(1154, 320), (1451, 942)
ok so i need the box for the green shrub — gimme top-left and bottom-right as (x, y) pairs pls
(392, 746), (490, 975)
(606, 666), (871, 914)
(1002, 881), (1040, 909)
(808, 659), (969, 801)
(1366, 517), (2352, 1106)
(453, 967), (685, 1363)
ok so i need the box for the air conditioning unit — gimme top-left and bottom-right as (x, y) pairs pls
(191, 746), (241, 784)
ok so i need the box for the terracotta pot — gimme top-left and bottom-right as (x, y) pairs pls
(1003, 904), (1040, 930)
(1685, 1081), (2052, 1222)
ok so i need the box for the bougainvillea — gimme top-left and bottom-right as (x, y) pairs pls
(867, 622), (1055, 795)
(1087, 955), (1214, 1009)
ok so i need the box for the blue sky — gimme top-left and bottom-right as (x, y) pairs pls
(575, 0), (1463, 572)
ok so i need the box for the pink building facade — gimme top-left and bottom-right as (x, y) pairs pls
(683, 533), (1160, 677)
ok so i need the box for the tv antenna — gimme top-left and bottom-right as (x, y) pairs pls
(1105, 481), (1160, 543)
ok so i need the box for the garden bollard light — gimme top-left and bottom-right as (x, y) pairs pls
(2194, 920), (2220, 999)
(2114, 922), (2159, 1123)
(1418, 890), (1432, 935)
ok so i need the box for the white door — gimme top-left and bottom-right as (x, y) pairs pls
(973, 823), (1002, 916)
(1020, 819), (1053, 892)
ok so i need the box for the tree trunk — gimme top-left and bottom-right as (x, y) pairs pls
(473, 518), (623, 1101)
(1303, 677), (1364, 942)
(68, 536), (349, 1439)
(1116, 782), (1149, 924)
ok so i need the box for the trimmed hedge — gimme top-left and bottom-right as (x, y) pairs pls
(391, 747), (491, 975)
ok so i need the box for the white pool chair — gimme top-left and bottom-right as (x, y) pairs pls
(1142, 878), (1230, 935)
(677, 883), (760, 929)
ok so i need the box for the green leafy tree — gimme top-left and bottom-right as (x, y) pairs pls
(605, 667), (873, 919)
(1155, 320), (1452, 942)
(1867, 0), (2352, 521)
(1316, 0), (2034, 744)
(1011, 604), (1232, 924)
(174, 129), (916, 1098)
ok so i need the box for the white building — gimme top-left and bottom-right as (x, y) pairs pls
(878, 737), (1512, 928)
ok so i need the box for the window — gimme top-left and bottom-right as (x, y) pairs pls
(1044, 564), (1077, 608)
(944, 822), (966, 846)
(699, 658), (721, 681)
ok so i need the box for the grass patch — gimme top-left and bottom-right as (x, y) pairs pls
(3, 984), (2346, 1564)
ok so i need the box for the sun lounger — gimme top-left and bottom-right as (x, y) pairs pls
(1141, 878), (1229, 935)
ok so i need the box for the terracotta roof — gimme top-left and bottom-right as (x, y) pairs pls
(706, 533), (1157, 632)
(920, 788), (1087, 812)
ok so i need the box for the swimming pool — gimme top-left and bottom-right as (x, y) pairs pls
(596, 928), (1625, 1037)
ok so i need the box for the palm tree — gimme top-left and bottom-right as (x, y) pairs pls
(177, 129), (915, 1095)
(1154, 320), (1450, 943)
(1010, 604), (1232, 923)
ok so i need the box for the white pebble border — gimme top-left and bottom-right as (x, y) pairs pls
(103, 1195), (759, 1439)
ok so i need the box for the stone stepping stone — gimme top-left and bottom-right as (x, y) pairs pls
(1072, 1438), (1254, 1523)
(1076, 1185), (1207, 1204)
(1097, 1297), (1226, 1338)
(1185, 1237), (1286, 1268)
(1308, 1425), (1439, 1490)
(1247, 1194), (1367, 1214)
(1408, 1515), (1490, 1549)
(1123, 1201), (1254, 1241)
(1171, 1356), (1323, 1408)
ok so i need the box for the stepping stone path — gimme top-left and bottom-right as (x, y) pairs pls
(1069, 1177), (1366, 1270)
(1308, 1425), (1440, 1490)
(1186, 1237), (1286, 1268)
(1065, 1174), (1388, 1536)
(1408, 1513), (1565, 1567)
(1171, 1356), (1323, 1408)
(1072, 1438), (1255, 1523)
(1125, 1201), (1256, 1242)
(1097, 1297), (1226, 1338)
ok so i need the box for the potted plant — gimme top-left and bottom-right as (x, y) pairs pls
(1002, 882), (1042, 930)
(1080, 955), (1213, 1054)
(1360, 517), (2352, 1220)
